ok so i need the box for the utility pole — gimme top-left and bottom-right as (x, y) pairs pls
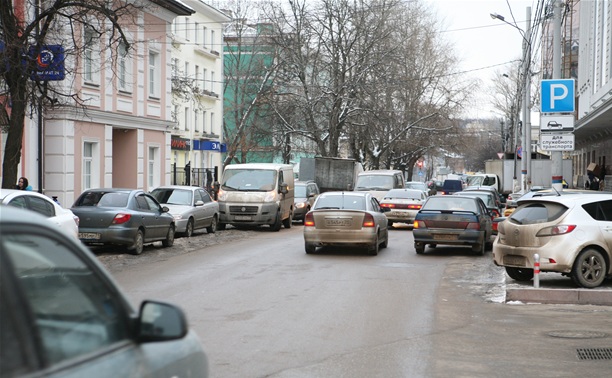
(551, 0), (564, 191)
(521, 6), (532, 192)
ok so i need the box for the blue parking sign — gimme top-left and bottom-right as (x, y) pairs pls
(541, 79), (574, 113)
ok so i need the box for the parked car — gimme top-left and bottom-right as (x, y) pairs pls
(405, 181), (431, 196)
(493, 193), (612, 288)
(293, 180), (320, 223)
(413, 195), (494, 255)
(438, 179), (464, 195)
(0, 189), (79, 239)
(380, 188), (427, 227)
(150, 185), (219, 237)
(463, 185), (505, 209)
(303, 191), (390, 255)
(0, 206), (208, 377)
(456, 190), (502, 217)
(71, 188), (175, 255)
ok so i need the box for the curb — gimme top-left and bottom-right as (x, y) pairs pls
(506, 288), (612, 306)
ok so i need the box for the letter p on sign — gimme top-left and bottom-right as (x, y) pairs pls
(541, 79), (575, 113)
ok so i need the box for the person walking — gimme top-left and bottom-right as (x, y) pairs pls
(16, 177), (33, 191)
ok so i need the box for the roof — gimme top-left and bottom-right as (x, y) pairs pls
(224, 163), (293, 170)
(150, 0), (195, 16)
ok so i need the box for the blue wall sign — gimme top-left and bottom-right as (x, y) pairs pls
(29, 45), (65, 81)
(541, 79), (575, 113)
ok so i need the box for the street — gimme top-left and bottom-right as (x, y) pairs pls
(102, 225), (612, 377)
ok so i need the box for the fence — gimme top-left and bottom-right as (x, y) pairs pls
(171, 163), (219, 197)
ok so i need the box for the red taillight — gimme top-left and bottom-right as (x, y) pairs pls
(380, 203), (395, 208)
(492, 222), (499, 232)
(362, 213), (375, 227)
(466, 222), (480, 230)
(304, 212), (315, 227)
(413, 220), (425, 229)
(407, 204), (422, 210)
(492, 209), (500, 217)
(536, 224), (577, 237)
(112, 213), (132, 224)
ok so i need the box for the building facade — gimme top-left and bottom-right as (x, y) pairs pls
(169, 0), (229, 188)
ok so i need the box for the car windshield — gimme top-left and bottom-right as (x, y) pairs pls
(422, 197), (477, 212)
(74, 192), (129, 207)
(151, 189), (192, 205)
(221, 169), (277, 191)
(406, 183), (427, 191)
(355, 175), (394, 190)
(314, 194), (366, 210)
(294, 185), (307, 197)
(466, 176), (484, 186)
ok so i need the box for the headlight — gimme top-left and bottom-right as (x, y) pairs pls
(264, 190), (278, 202)
(295, 202), (306, 209)
(217, 189), (228, 201)
(173, 214), (183, 221)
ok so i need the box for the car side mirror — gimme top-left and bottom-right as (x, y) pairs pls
(137, 300), (188, 342)
(195, 200), (204, 207)
(280, 182), (288, 194)
(162, 206), (170, 212)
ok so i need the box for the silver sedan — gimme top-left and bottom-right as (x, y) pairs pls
(303, 191), (390, 255)
(150, 186), (219, 237)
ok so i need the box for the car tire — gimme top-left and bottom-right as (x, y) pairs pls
(305, 242), (316, 254)
(415, 242), (425, 254)
(270, 212), (282, 231)
(217, 222), (227, 231)
(472, 242), (485, 256)
(381, 232), (388, 249)
(429, 244), (437, 249)
(129, 230), (144, 255)
(283, 211), (292, 229)
(369, 235), (379, 256)
(206, 215), (218, 234)
(184, 218), (194, 237)
(505, 266), (534, 281)
(162, 225), (175, 248)
(571, 248), (607, 288)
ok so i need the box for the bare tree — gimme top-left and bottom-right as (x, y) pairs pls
(489, 62), (522, 154)
(0, 0), (151, 189)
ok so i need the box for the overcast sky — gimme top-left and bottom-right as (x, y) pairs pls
(424, 0), (536, 119)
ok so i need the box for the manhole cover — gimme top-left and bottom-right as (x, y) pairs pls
(546, 330), (608, 339)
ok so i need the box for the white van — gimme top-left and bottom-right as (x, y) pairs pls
(217, 163), (295, 231)
(354, 170), (405, 201)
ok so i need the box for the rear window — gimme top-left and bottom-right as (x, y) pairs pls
(74, 192), (129, 208)
(314, 195), (365, 210)
(509, 202), (567, 225)
(422, 197), (477, 212)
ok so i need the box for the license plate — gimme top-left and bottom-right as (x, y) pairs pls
(79, 232), (101, 240)
(234, 215), (252, 221)
(325, 218), (352, 227)
(392, 212), (409, 217)
(433, 234), (458, 241)
(504, 255), (526, 266)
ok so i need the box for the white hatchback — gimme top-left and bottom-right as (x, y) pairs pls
(493, 193), (612, 288)
(0, 189), (79, 239)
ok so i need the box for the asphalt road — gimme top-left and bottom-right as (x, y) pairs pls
(100, 223), (612, 377)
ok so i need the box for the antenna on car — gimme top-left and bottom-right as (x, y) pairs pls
(552, 186), (561, 196)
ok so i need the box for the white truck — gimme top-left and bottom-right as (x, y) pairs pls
(483, 159), (573, 197)
(298, 157), (363, 192)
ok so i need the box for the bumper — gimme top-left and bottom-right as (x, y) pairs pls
(293, 206), (308, 220)
(413, 229), (483, 246)
(492, 239), (573, 273)
(78, 226), (137, 246)
(219, 202), (279, 225)
(304, 228), (377, 248)
(385, 209), (418, 223)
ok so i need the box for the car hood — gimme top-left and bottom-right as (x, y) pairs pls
(161, 204), (193, 214)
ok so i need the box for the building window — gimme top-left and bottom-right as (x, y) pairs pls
(149, 51), (159, 98)
(203, 68), (207, 91)
(184, 107), (190, 131)
(202, 110), (207, 133)
(83, 28), (98, 84)
(202, 26), (207, 47)
(194, 22), (199, 44)
(210, 30), (215, 49)
(210, 112), (214, 133)
(210, 71), (215, 93)
(195, 65), (200, 89)
(184, 17), (190, 40)
(118, 41), (131, 91)
(83, 141), (99, 190)
(148, 146), (160, 189)
(184, 61), (190, 79)
(194, 110), (199, 132)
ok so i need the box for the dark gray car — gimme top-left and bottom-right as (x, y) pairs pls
(293, 181), (320, 223)
(0, 206), (208, 376)
(71, 188), (175, 255)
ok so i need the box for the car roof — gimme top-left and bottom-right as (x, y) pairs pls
(152, 185), (200, 190)
(385, 188), (423, 196)
(0, 189), (55, 201)
(320, 191), (369, 197)
(357, 170), (403, 175)
(1, 205), (53, 227)
(518, 193), (612, 205)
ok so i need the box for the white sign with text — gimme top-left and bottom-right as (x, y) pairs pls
(540, 134), (575, 151)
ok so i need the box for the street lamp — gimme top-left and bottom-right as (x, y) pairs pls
(491, 8), (532, 193)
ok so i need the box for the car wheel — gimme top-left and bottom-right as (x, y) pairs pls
(472, 242), (485, 256)
(206, 215), (218, 234)
(184, 218), (194, 237)
(381, 231), (388, 249)
(128, 230), (144, 255)
(505, 266), (534, 281)
(162, 225), (175, 248)
(571, 248), (607, 288)
(429, 244), (437, 249)
(283, 211), (292, 229)
(270, 212), (282, 231)
(305, 242), (316, 254)
(369, 235), (379, 256)
(415, 242), (425, 254)
(217, 222), (227, 231)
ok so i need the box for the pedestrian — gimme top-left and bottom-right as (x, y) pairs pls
(16, 177), (32, 191)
